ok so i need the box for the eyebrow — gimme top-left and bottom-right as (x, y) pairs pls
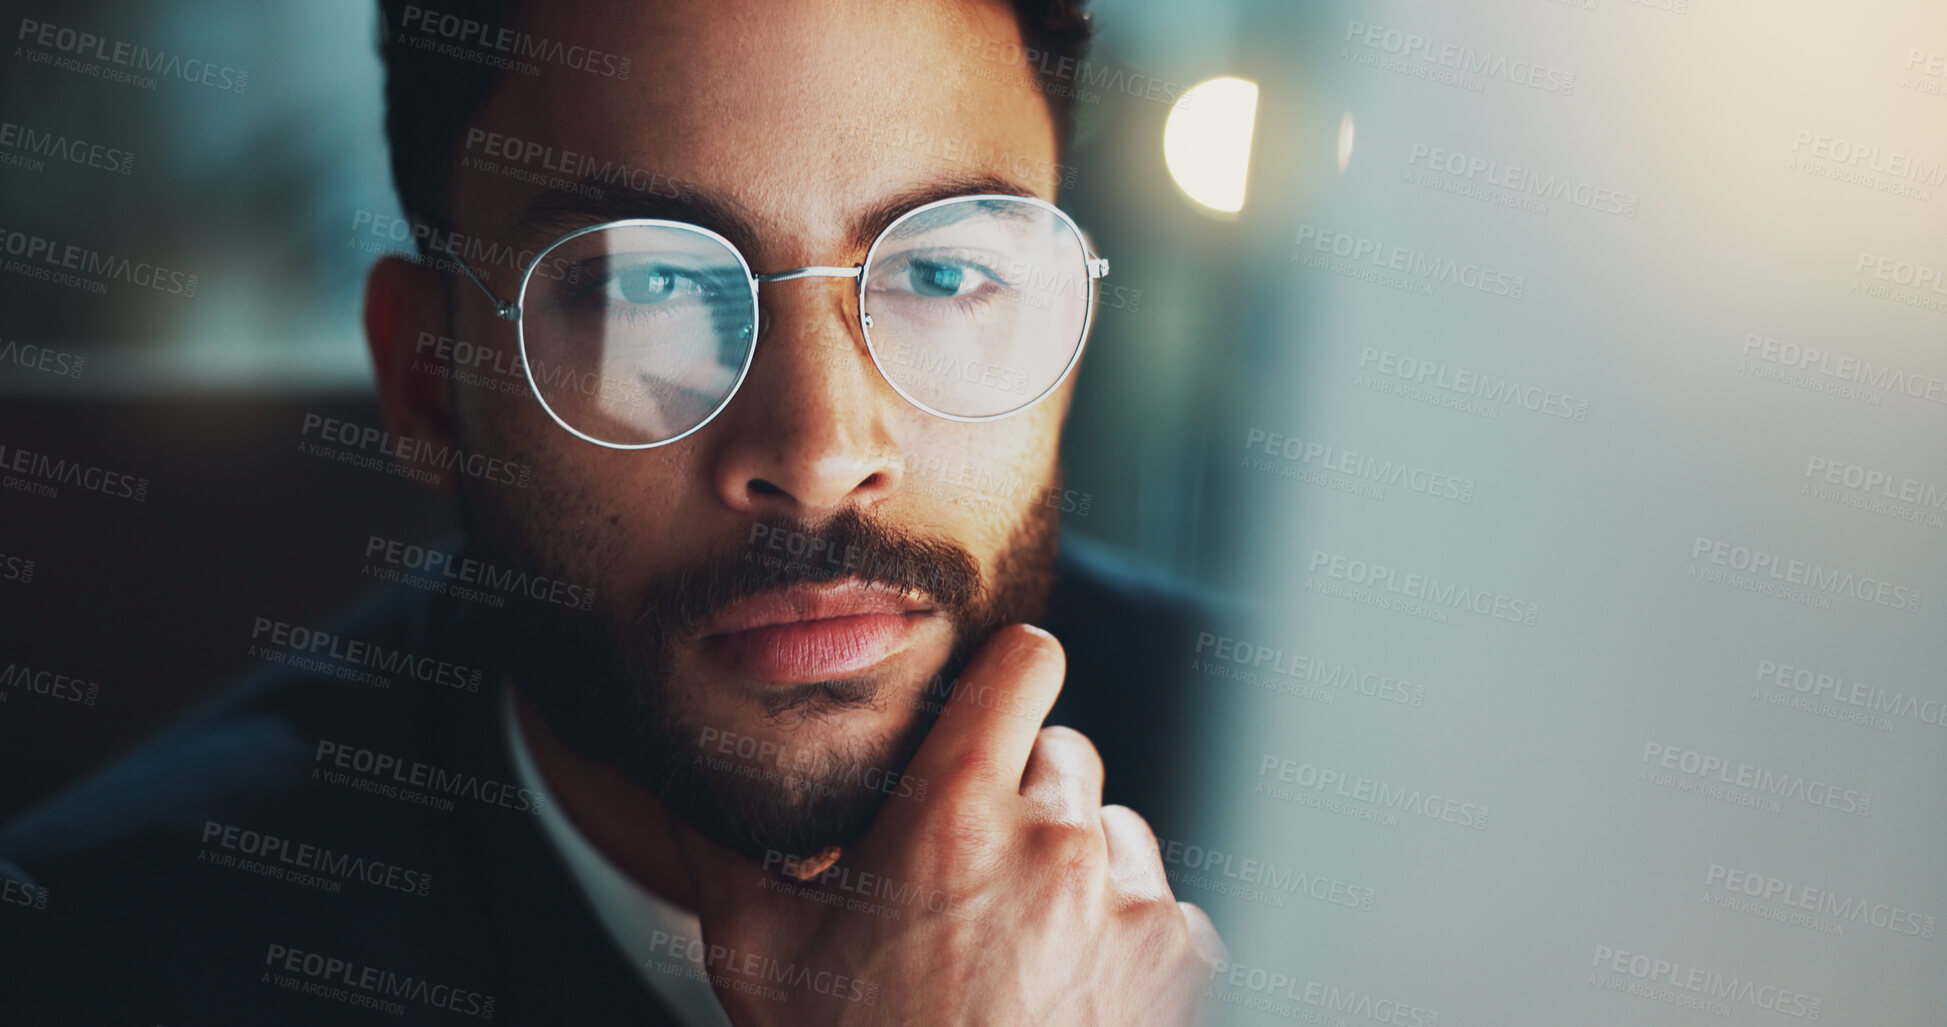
(511, 170), (1042, 272)
(516, 186), (761, 256)
(843, 172), (1041, 257)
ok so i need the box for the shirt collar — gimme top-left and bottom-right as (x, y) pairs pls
(499, 679), (733, 1027)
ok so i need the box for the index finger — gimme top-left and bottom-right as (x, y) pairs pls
(900, 623), (1067, 807)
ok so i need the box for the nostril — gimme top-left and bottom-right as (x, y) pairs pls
(750, 479), (786, 496)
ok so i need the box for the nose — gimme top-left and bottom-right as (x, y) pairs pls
(706, 274), (905, 516)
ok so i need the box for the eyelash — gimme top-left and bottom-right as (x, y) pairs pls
(563, 261), (731, 322)
(875, 253), (1013, 310)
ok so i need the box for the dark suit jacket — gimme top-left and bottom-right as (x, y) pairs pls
(0, 534), (1217, 1025)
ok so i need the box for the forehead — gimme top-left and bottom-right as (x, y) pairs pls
(455, 0), (1060, 258)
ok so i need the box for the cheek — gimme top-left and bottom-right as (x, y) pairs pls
(456, 379), (692, 593)
(445, 314), (666, 522)
(498, 446), (697, 625)
(445, 316), (548, 452)
(957, 401), (1064, 486)
(540, 445), (694, 544)
(895, 415), (1062, 551)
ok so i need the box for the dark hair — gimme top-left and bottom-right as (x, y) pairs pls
(376, 0), (1093, 250)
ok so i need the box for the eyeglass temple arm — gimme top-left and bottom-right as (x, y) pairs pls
(1079, 227), (1110, 280)
(437, 237), (521, 321)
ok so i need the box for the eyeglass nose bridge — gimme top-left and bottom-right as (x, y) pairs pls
(753, 264), (862, 284)
(750, 264), (872, 337)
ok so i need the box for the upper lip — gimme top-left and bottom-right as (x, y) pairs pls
(700, 582), (934, 637)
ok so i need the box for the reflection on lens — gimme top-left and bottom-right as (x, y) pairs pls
(862, 196), (1091, 419)
(518, 222), (756, 447)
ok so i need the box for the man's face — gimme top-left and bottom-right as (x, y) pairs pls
(430, 0), (1077, 859)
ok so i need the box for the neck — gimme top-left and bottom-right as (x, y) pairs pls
(510, 684), (701, 913)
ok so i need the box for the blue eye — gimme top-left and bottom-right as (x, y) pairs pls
(908, 259), (966, 298)
(610, 265), (696, 304)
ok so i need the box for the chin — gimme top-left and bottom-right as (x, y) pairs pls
(658, 707), (933, 862)
(651, 663), (944, 861)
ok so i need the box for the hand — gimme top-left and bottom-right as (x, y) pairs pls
(670, 623), (1224, 1026)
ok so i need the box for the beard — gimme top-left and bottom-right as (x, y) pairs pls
(456, 480), (1060, 863)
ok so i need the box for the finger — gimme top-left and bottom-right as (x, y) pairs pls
(900, 623), (1067, 807)
(1179, 901), (1228, 965)
(1018, 725), (1105, 824)
(1100, 804), (1169, 902)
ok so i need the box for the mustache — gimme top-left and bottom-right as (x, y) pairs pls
(631, 508), (987, 640)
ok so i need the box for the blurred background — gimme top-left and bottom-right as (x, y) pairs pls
(3, 0), (1943, 1022)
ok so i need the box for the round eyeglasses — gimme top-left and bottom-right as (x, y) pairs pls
(440, 193), (1110, 449)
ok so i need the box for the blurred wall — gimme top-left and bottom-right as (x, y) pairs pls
(1178, 1), (1947, 1024)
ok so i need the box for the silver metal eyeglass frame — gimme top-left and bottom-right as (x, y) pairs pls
(438, 192), (1111, 450)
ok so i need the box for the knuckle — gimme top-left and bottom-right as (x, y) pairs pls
(1035, 724), (1100, 761)
(1021, 791), (1085, 828)
(1025, 815), (1105, 868)
(1102, 803), (1159, 847)
(1124, 900), (1193, 965)
(1177, 901), (1228, 967)
(1036, 723), (1087, 746)
(1108, 865), (1174, 909)
(1031, 726), (1104, 782)
(1102, 802), (1152, 831)
(939, 746), (1005, 792)
(1025, 812), (1093, 844)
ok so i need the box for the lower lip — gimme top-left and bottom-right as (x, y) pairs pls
(701, 612), (929, 684)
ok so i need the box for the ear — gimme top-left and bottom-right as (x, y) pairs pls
(363, 255), (460, 495)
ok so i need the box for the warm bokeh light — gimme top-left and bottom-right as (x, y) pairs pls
(1163, 76), (1259, 215)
